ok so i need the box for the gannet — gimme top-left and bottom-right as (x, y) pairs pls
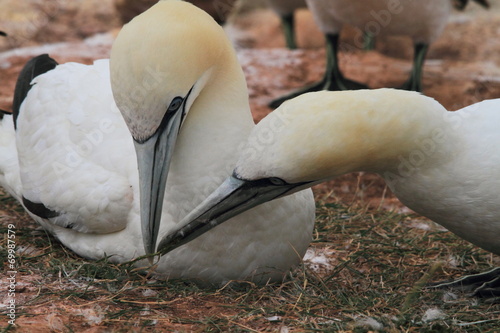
(0, 0), (315, 284)
(159, 88), (500, 293)
(266, 0), (306, 49)
(269, 0), (490, 108)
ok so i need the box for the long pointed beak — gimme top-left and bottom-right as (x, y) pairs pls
(134, 104), (186, 257)
(157, 175), (310, 255)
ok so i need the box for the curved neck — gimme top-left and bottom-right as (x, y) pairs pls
(365, 104), (456, 175)
(286, 90), (461, 184)
(165, 52), (254, 219)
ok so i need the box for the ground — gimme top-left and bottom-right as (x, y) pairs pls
(1, 1), (500, 332)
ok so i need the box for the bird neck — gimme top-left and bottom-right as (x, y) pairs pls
(340, 95), (457, 178)
(273, 90), (459, 184)
(193, 51), (253, 129)
(181, 49), (253, 154)
(164, 52), (254, 219)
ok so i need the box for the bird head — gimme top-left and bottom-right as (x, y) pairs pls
(109, 0), (236, 256)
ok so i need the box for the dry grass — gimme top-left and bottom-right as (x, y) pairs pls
(2, 186), (500, 332)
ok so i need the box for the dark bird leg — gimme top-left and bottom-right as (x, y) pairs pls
(281, 13), (297, 50)
(400, 43), (429, 92)
(269, 33), (368, 109)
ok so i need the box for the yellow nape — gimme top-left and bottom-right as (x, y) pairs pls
(238, 89), (450, 183)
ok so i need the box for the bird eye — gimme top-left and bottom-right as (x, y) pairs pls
(167, 97), (183, 113)
(268, 177), (286, 186)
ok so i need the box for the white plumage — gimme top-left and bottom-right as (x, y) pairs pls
(306, 0), (453, 43)
(250, 90), (500, 255)
(159, 88), (500, 290)
(0, 0), (315, 285)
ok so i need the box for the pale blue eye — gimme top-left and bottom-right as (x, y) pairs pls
(168, 97), (183, 112)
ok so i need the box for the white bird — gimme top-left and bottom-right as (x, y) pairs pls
(270, 0), (490, 108)
(159, 88), (500, 295)
(265, 0), (306, 49)
(0, 0), (315, 284)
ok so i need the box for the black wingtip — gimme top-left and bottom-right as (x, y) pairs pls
(0, 31), (6, 37)
(12, 54), (58, 129)
(22, 196), (60, 219)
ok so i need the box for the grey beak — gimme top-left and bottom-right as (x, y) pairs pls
(134, 99), (187, 257)
(157, 174), (310, 255)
